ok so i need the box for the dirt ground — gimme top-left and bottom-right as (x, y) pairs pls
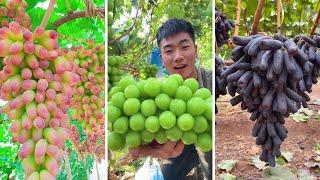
(215, 82), (320, 179)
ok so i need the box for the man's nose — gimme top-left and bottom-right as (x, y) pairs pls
(173, 50), (184, 63)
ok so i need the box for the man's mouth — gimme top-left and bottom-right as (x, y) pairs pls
(174, 64), (187, 70)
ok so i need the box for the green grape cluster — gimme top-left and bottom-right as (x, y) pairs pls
(108, 56), (126, 90)
(108, 74), (212, 153)
(139, 64), (158, 80)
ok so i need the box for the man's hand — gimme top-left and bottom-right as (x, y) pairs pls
(129, 141), (184, 159)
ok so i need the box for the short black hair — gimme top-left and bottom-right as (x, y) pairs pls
(156, 18), (195, 47)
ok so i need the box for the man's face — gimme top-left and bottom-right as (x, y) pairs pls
(159, 32), (197, 79)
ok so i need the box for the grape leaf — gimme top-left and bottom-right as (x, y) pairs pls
(261, 165), (295, 180)
(250, 155), (266, 170)
(218, 160), (237, 172)
(219, 173), (236, 180)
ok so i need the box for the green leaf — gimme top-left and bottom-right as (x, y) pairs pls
(276, 157), (287, 166)
(218, 160), (237, 172)
(261, 165), (295, 180)
(219, 173), (236, 180)
(290, 109), (311, 122)
(26, 0), (47, 11)
(250, 155), (266, 170)
(300, 108), (314, 116)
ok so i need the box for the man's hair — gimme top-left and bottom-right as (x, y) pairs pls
(156, 18), (195, 47)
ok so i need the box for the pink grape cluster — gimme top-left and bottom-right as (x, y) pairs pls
(0, 0), (31, 28)
(0, 21), (80, 179)
(68, 43), (105, 157)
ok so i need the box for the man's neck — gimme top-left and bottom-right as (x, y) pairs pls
(187, 67), (198, 80)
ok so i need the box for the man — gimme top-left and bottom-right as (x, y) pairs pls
(130, 19), (212, 180)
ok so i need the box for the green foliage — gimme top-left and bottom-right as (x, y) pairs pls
(0, 115), (23, 179)
(57, 149), (94, 180)
(26, 0), (105, 47)
(109, 0), (212, 69)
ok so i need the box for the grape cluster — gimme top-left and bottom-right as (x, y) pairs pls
(108, 55), (126, 90)
(108, 74), (212, 152)
(294, 34), (320, 83)
(220, 34), (315, 166)
(139, 64), (158, 80)
(0, 21), (80, 178)
(67, 44), (105, 158)
(0, 0), (30, 28)
(215, 55), (226, 113)
(215, 8), (235, 47)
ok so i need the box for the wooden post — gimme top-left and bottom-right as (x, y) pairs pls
(277, 0), (281, 33)
(234, 0), (242, 36)
(251, 0), (266, 35)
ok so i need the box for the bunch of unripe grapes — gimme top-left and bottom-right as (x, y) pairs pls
(108, 55), (126, 89)
(68, 44), (105, 156)
(0, 0), (31, 28)
(0, 21), (80, 179)
(220, 33), (316, 166)
(108, 74), (212, 153)
(215, 8), (235, 47)
(139, 64), (158, 80)
(215, 55), (227, 113)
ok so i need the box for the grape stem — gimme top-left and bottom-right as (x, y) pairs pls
(41, 0), (57, 28)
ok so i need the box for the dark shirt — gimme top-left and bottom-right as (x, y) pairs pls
(196, 67), (213, 92)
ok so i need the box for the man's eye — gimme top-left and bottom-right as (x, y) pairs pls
(182, 46), (189, 49)
(165, 50), (172, 54)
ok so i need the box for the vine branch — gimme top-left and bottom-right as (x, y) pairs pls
(41, 0), (57, 28)
(108, 1), (141, 45)
(311, 8), (320, 35)
(52, 7), (105, 30)
(277, 0), (281, 33)
(251, 0), (265, 35)
(234, 0), (241, 36)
